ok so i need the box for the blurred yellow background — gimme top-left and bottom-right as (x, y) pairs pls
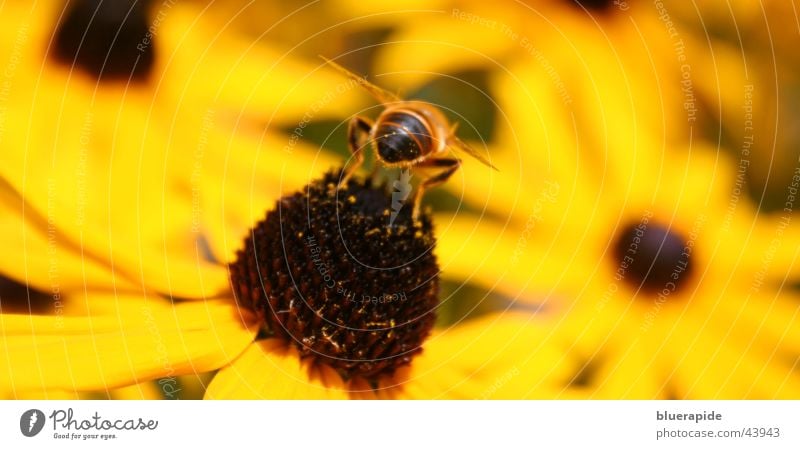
(1, 0), (798, 399)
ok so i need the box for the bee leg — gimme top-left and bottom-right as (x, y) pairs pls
(339, 115), (373, 188)
(411, 158), (461, 221)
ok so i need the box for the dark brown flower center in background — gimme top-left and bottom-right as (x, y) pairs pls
(572, 0), (617, 12)
(230, 169), (439, 380)
(612, 221), (693, 295)
(53, 0), (155, 82)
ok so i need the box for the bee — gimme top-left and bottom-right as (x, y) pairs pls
(322, 57), (497, 220)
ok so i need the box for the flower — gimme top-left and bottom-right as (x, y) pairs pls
(326, 0), (760, 166)
(668, 0), (800, 209)
(0, 0), (362, 298)
(429, 60), (800, 397)
(208, 166), (574, 399)
(0, 167), (578, 399)
(0, 287), (258, 397)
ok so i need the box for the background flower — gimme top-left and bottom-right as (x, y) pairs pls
(0, 0), (361, 298)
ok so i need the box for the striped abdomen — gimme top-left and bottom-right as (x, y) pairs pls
(373, 109), (434, 164)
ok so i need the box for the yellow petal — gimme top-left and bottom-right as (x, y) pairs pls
(6, 381), (167, 400)
(587, 337), (669, 399)
(737, 212), (800, 283)
(384, 313), (581, 399)
(436, 214), (596, 303)
(661, 310), (800, 399)
(159, 5), (362, 125)
(0, 295), (257, 393)
(209, 313), (582, 399)
(0, 181), (134, 293)
(107, 381), (165, 400)
(694, 287), (800, 374)
(205, 339), (352, 399)
(374, 11), (513, 89)
(330, 0), (452, 20)
(6, 390), (81, 400)
(1, 71), (232, 298)
(192, 126), (341, 263)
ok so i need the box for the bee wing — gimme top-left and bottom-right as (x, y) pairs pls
(320, 56), (402, 104)
(449, 134), (498, 170)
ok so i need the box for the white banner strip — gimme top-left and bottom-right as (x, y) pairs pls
(1, 400), (797, 448)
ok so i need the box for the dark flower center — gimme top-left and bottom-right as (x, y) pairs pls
(612, 220), (693, 295)
(572, 0), (617, 12)
(53, 0), (155, 82)
(230, 169), (439, 380)
(0, 276), (53, 315)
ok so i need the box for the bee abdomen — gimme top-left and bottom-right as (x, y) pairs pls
(374, 111), (433, 163)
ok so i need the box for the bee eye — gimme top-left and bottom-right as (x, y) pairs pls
(375, 131), (421, 163)
(53, 0), (155, 82)
(374, 112), (431, 163)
